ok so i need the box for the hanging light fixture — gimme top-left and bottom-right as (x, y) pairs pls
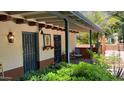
(7, 32), (14, 43)
(39, 28), (44, 34)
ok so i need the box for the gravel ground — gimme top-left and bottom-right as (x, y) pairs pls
(105, 50), (124, 63)
(105, 50), (124, 78)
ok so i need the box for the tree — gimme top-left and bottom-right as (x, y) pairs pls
(76, 32), (89, 44)
(77, 11), (106, 44)
(77, 11), (123, 44)
(111, 11), (124, 42)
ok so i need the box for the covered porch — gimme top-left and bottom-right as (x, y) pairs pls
(0, 11), (103, 79)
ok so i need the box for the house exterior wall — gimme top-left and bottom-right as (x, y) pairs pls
(0, 17), (76, 78)
(39, 28), (66, 61)
(0, 20), (38, 77)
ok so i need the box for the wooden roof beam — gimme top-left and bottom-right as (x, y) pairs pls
(35, 16), (58, 20)
(13, 11), (47, 16)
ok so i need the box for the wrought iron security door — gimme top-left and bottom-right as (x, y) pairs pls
(22, 32), (38, 73)
(54, 35), (62, 63)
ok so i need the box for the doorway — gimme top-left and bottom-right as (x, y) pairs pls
(22, 32), (39, 73)
(54, 35), (62, 63)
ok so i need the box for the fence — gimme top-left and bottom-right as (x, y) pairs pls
(105, 43), (124, 51)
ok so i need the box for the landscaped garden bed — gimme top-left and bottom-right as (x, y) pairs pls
(21, 50), (122, 81)
(20, 61), (117, 81)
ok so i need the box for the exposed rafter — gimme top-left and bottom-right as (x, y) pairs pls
(47, 11), (92, 32)
(4, 11), (103, 32)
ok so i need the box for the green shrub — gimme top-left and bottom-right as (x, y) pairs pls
(71, 62), (116, 81)
(21, 62), (117, 81)
(20, 62), (67, 81)
(87, 50), (110, 69)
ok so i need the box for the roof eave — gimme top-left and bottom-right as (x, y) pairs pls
(70, 11), (104, 32)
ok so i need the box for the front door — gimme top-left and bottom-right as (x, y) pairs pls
(22, 32), (38, 73)
(54, 35), (61, 63)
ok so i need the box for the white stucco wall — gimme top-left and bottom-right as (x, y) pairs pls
(0, 20), (76, 72)
(0, 20), (38, 71)
(39, 28), (56, 61)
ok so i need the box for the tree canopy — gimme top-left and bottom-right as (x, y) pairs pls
(76, 11), (123, 44)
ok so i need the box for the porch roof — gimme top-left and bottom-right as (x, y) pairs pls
(5, 11), (103, 32)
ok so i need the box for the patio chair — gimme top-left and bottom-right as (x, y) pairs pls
(0, 63), (4, 79)
(70, 51), (75, 62)
(70, 49), (82, 64)
(0, 63), (12, 80)
(75, 48), (81, 55)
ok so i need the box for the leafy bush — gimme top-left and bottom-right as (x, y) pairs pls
(21, 62), (117, 81)
(20, 62), (67, 81)
(87, 50), (110, 69)
(71, 62), (116, 81)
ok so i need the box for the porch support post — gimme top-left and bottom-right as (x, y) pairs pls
(122, 24), (124, 50)
(96, 32), (99, 54)
(90, 29), (93, 50)
(89, 29), (93, 63)
(64, 18), (70, 64)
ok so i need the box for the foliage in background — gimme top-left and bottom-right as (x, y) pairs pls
(112, 11), (124, 42)
(77, 11), (123, 44)
(76, 32), (98, 44)
(76, 32), (88, 44)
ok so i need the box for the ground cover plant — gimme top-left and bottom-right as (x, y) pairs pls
(21, 61), (116, 81)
